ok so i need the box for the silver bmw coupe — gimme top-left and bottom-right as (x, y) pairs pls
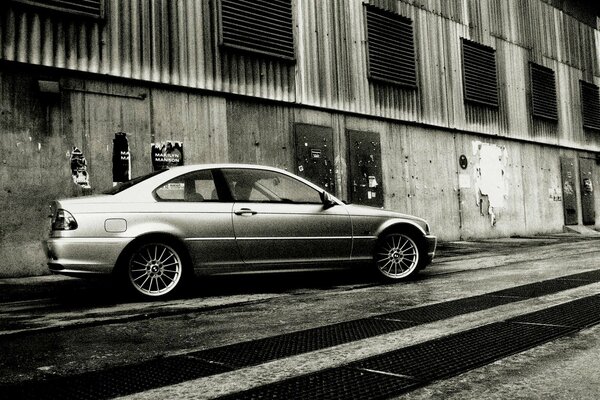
(45, 164), (436, 298)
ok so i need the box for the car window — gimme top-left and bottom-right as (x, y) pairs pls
(222, 168), (322, 204)
(103, 169), (166, 195)
(154, 170), (218, 202)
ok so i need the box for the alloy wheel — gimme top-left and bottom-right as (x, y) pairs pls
(128, 243), (183, 297)
(375, 233), (420, 279)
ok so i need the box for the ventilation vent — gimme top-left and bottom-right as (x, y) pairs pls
(9, 0), (104, 18)
(530, 63), (558, 121)
(462, 39), (498, 107)
(219, 0), (294, 61)
(365, 5), (417, 88)
(581, 81), (600, 131)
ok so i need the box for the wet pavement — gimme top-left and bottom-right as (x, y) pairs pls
(0, 234), (599, 399)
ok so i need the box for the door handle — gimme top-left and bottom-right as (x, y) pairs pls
(234, 208), (257, 216)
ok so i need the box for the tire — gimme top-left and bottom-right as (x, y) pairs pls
(125, 240), (186, 298)
(374, 232), (421, 280)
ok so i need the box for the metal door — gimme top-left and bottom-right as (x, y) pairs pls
(348, 130), (384, 208)
(579, 157), (596, 225)
(294, 124), (335, 192)
(560, 157), (578, 225)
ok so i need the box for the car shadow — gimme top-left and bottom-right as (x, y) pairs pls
(187, 267), (379, 298)
(4, 266), (415, 307)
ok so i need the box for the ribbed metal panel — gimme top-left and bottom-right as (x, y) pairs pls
(461, 38), (499, 107)
(0, 0), (295, 102)
(530, 62), (558, 121)
(0, 0), (599, 148)
(218, 0), (294, 61)
(365, 5), (416, 88)
(9, 0), (104, 19)
(580, 80), (600, 131)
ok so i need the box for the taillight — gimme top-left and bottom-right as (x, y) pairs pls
(52, 209), (78, 231)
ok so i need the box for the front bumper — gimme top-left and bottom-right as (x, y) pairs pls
(424, 234), (437, 264)
(44, 237), (132, 276)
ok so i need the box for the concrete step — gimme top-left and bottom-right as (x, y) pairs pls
(563, 225), (600, 236)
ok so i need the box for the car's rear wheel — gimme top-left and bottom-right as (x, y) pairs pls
(374, 232), (421, 280)
(127, 241), (185, 297)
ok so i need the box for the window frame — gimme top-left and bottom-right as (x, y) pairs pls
(217, 0), (296, 61)
(221, 168), (324, 205)
(461, 38), (499, 108)
(8, 0), (105, 20)
(364, 4), (417, 88)
(529, 62), (558, 121)
(153, 170), (221, 203)
(580, 80), (600, 131)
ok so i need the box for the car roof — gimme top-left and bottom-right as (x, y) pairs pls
(115, 163), (334, 202)
(162, 163), (289, 173)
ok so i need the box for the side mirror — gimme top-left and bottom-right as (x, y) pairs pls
(321, 191), (337, 209)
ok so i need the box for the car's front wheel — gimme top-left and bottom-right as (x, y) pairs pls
(374, 232), (421, 280)
(126, 241), (185, 298)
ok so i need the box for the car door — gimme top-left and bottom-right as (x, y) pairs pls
(220, 167), (352, 266)
(153, 168), (242, 269)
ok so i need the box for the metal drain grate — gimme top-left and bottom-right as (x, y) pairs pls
(380, 294), (516, 323)
(3, 355), (231, 400)
(509, 294), (600, 328)
(559, 269), (600, 282)
(218, 367), (417, 400)
(491, 278), (587, 298)
(191, 318), (416, 367)
(351, 322), (572, 381)
(221, 294), (600, 400)
(4, 269), (600, 400)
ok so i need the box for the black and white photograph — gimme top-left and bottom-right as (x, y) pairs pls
(1, 0), (600, 399)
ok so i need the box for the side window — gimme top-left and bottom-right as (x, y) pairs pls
(154, 170), (218, 202)
(222, 169), (322, 204)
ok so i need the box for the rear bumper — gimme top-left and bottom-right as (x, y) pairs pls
(43, 237), (132, 275)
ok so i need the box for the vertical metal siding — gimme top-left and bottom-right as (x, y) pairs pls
(0, 0), (295, 102)
(0, 0), (599, 151)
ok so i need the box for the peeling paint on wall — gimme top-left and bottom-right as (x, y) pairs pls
(70, 147), (91, 189)
(472, 141), (508, 226)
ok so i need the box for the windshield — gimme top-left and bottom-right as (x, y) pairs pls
(102, 170), (166, 195)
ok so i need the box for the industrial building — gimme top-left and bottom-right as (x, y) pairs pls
(0, 0), (599, 276)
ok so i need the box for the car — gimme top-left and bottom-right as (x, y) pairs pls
(44, 164), (437, 298)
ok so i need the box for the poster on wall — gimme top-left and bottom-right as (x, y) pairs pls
(151, 140), (184, 171)
(70, 147), (91, 189)
(112, 132), (131, 185)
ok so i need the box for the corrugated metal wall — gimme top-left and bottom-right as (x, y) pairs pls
(0, 0), (598, 145)
(0, 0), (296, 101)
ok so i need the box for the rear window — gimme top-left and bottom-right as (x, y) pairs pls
(103, 170), (166, 195)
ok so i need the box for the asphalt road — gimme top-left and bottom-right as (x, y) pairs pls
(1, 234), (599, 399)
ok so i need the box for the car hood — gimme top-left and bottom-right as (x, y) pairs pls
(343, 203), (426, 222)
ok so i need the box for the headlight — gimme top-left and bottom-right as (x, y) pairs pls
(52, 209), (78, 231)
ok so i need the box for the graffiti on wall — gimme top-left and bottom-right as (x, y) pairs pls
(472, 141), (508, 226)
(151, 140), (184, 171)
(70, 147), (91, 189)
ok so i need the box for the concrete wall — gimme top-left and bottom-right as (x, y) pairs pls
(1, 66), (597, 277)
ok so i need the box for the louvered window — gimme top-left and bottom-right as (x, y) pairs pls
(365, 5), (416, 88)
(530, 63), (558, 121)
(218, 0), (295, 61)
(581, 80), (600, 131)
(9, 0), (104, 19)
(462, 39), (498, 107)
